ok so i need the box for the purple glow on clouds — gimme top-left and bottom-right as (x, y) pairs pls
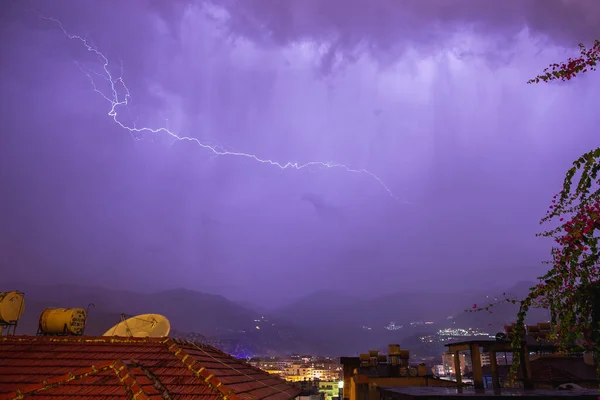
(1, 0), (599, 305)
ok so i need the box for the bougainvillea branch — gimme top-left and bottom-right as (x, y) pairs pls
(465, 293), (519, 313)
(510, 38), (600, 387)
(467, 39), (600, 388)
(527, 39), (599, 83)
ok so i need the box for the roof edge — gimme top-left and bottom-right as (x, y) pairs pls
(179, 340), (301, 399)
(162, 338), (240, 400)
(112, 360), (166, 399)
(0, 335), (166, 344)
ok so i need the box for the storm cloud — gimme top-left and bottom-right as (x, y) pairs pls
(1, 0), (599, 304)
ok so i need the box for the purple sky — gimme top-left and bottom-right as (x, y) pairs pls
(1, 0), (599, 306)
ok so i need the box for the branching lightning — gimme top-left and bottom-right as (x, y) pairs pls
(42, 16), (399, 200)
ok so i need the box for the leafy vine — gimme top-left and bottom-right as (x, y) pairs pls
(467, 39), (600, 388)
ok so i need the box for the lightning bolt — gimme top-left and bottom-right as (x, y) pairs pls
(41, 15), (400, 201)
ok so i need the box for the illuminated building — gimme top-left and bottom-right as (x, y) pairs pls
(340, 345), (458, 400)
(265, 369), (286, 376)
(480, 352), (491, 367)
(318, 381), (340, 400)
(279, 361), (340, 382)
(285, 364), (314, 379)
(441, 352), (466, 376)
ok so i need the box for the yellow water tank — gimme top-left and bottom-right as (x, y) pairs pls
(39, 308), (87, 335)
(0, 291), (25, 323)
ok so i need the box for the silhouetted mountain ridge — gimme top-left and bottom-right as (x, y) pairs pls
(1, 282), (316, 355)
(451, 281), (550, 328)
(271, 288), (491, 355)
(270, 282), (549, 355)
(2, 281), (549, 357)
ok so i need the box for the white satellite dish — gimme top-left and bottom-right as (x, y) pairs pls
(103, 313), (170, 338)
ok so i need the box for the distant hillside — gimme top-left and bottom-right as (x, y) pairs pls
(3, 281), (550, 358)
(391, 282), (552, 360)
(272, 288), (489, 356)
(451, 281), (550, 329)
(271, 282), (550, 356)
(1, 282), (317, 355)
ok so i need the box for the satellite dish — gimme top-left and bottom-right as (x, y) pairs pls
(0, 291), (25, 324)
(584, 352), (595, 366)
(103, 314), (170, 338)
(409, 367), (418, 377)
(495, 332), (507, 341)
(558, 383), (584, 391)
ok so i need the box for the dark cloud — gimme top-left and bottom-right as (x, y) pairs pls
(212, 0), (600, 73)
(1, 0), (599, 304)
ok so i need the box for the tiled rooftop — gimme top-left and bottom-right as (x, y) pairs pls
(529, 356), (598, 384)
(378, 386), (600, 398)
(0, 335), (301, 400)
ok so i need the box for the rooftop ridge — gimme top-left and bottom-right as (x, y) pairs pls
(111, 360), (165, 400)
(0, 335), (236, 354)
(134, 361), (174, 400)
(162, 337), (239, 400)
(0, 335), (167, 344)
(185, 341), (297, 398)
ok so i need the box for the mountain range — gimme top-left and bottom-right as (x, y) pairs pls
(1, 281), (549, 357)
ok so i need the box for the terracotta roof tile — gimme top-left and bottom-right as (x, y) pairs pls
(529, 357), (599, 384)
(0, 336), (301, 400)
(16, 397), (130, 400)
(175, 341), (301, 399)
(0, 361), (154, 400)
(531, 365), (580, 383)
